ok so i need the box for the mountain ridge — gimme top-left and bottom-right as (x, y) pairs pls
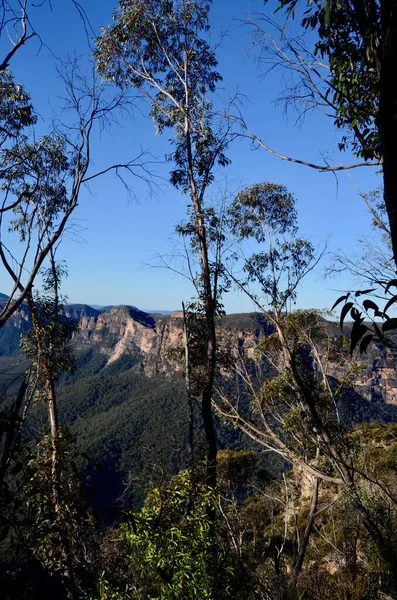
(1, 299), (397, 405)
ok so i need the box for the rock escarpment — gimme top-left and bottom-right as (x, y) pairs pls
(74, 306), (185, 374)
(73, 307), (273, 375)
(1, 300), (397, 405)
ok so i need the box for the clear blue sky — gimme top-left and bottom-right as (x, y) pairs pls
(0, 0), (381, 313)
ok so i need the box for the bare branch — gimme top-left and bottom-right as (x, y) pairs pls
(233, 112), (381, 172)
(0, 1), (36, 71)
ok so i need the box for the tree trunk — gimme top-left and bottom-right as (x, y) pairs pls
(27, 295), (60, 509)
(201, 312), (217, 488)
(182, 301), (194, 468)
(0, 377), (27, 485)
(288, 477), (319, 589)
(185, 117), (217, 489)
(44, 374), (60, 504)
(379, 0), (397, 266)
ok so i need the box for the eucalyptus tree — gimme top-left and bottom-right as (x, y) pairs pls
(218, 182), (329, 583)
(0, 59), (151, 540)
(261, 0), (397, 268)
(96, 0), (233, 487)
(0, 59), (150, 328)
(20, 255), (82, 598)
(217, 181), (397, 587)
(21, 256), (75, 494)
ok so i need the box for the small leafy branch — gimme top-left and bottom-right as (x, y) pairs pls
(332, 278), (397, 353)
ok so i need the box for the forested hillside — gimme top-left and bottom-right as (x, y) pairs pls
(0, 305), (285, 510)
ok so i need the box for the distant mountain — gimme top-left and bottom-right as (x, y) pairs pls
(65, 304), (100, 320)
(0, 293), (8, 300)
(0, 303), (270, 510)
(90, 305), (115, 313)
(88, 304), (174, 315)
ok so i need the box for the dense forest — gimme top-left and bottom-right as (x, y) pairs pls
(1, 0), (397, 599)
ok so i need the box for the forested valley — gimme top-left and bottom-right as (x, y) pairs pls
(1, 1), (397, 599)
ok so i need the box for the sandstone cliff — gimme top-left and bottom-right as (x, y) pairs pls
(75, 306), (185, 374)
(1, 301), (397, 406)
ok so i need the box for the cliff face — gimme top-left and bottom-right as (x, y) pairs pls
(72, 306), (397, 406)
(72, 306), (277, 375)
(74, 306), (185, 374)
(1, 300), (397, 405)
(355, 354), (397, 405)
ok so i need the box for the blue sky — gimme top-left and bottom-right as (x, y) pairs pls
(0, 0), (382, 313)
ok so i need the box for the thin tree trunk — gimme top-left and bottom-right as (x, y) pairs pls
(0, 377), (27, 485)
(201, 319), (217, 488)
(184, 115), (217, 489)
(27, 294), (60, 509)
(182, 301), (194, 468)
(45, 374), (60, 502)
(288, 477), (319, 589)
(379, 0), (397, 266)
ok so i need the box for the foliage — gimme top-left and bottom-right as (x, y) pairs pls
(23, 428), (97, 597)
(96, 0), (229, 194)
(216, 177), (397, 590)
(229, 182), (297, 240)
(273, 0), (380, 160)
(227, 182), (316, 312)
(21, 263), (77, 384)
(0, 70), (36, 144)
(93, 470), (239, 600)
(1, 307), (397, 598)
(0, 3), (396, 598)
(332, 279), (397, 353)
(217, 449), (258, 486)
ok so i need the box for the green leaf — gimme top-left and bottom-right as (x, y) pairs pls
(362, 299), (379, 312)
(350, 321), (368, 354)
(382, 318), (397, 332)
(340, 302), (354, 329)
(355, 288), (376, 297)
(359, 335), (373, 354)
(323, 0), (331, 25)
(331, 294), (349, 311)
(384, 295), (397, 314)
(385, 279), (397, 294)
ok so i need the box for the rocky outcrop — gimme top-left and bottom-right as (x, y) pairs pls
(355, 353), (397, 405)
(2, 300), (397, 405)
(74, 305), (185, 374)
(72, 306), (276, 375)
